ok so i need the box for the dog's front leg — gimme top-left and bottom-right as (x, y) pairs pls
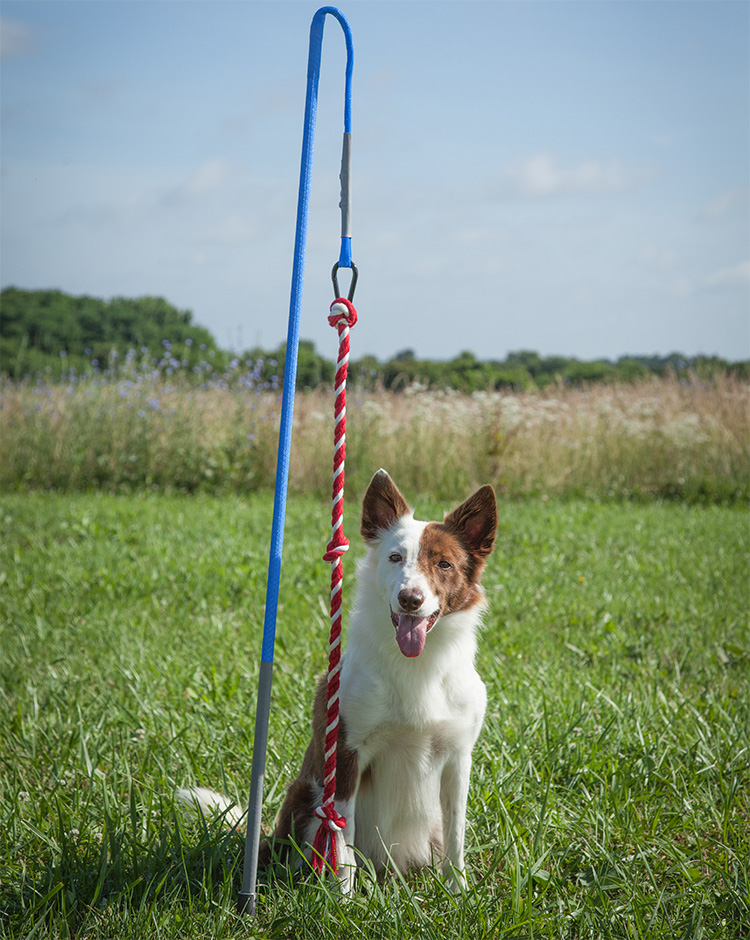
(439, 749), (473, 891)
(332, 793), (358, 895)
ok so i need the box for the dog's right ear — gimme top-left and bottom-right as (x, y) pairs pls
(361, 469), (410, 542)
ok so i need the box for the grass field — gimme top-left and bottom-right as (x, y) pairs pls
(0, 490), (748, 939)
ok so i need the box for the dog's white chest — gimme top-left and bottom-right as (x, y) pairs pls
(340, 652), (487, 761)
(339, 652), (487, 875)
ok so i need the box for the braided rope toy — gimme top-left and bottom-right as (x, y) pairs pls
(311, 297), (358, 873)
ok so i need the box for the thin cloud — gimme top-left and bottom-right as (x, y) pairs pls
(699, 187), (748, 222)
(197, 214), (257, 246)
(80, 79), (120, 106)
(0, 17), (36, 59)
(504, 153), (657, 199)
(704, 260), (750, 288)
(161, 159), (234, 207)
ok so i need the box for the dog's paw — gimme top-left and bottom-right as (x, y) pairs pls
(337, 865), (357, 897)
(335, 841), (358, 897)
(444, 865), (468, 893)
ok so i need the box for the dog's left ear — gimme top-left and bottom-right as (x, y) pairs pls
(361, 469), (411, 542)
(444, 485), (497, 558)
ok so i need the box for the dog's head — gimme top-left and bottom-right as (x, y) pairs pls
(360, 469), (497, 657)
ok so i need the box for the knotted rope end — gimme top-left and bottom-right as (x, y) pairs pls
(311, 805), (347, 874)
(329, 298), (358, 329)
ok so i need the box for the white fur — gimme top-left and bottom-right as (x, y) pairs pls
(336, 515), (487, 890)
(176, 786), (245, 829)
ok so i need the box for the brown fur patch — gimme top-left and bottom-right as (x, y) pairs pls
(361, 470), (411, 541)
(416, 485), (497, 614)
(418, 524), (483, 613)
(444, 485), (497, 560)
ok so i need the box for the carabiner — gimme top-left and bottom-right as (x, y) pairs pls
(331, 262), (358, 301)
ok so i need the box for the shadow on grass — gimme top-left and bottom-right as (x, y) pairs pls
(1, 809), (246, 938)
(1, 810), (396, 939)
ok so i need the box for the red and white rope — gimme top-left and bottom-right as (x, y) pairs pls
(311, 296), (358, 874)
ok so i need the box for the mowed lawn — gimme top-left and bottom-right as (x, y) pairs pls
(0, 491), (747, 939)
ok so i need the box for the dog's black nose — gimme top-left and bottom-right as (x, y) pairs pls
(397, 589), (424, 612)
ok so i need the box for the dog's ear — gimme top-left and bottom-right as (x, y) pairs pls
(361, 469), (411, 542)
(444, 485), (497, 558)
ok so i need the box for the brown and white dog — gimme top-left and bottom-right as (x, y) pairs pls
(182, 470), (497, 893)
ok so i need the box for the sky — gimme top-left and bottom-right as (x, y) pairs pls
(1, 0), (748, 363)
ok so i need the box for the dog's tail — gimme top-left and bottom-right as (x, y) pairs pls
(176, 787), (246, 832)
(177, 787), (280, 866)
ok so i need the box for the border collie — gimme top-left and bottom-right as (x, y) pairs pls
(181, 469), (497, 893)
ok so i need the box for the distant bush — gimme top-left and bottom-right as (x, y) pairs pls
(0, 288), (224, 380)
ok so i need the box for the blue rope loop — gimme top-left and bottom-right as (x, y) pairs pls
(311, 7), (354, 134)
(310, 8), (355, 271)
(260, 4), (354, 663)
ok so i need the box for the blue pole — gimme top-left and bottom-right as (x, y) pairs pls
(239, 6), (354, 916)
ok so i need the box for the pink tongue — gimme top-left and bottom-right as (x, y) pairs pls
(396, 614), (429, 658)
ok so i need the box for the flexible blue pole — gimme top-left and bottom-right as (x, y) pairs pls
(239, 6), (354, 916)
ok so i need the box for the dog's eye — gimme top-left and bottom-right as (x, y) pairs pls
(437, 560), (452, 570)
(388, 553), (402, 564)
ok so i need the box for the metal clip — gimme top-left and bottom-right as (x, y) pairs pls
(331, 262), (358, 301)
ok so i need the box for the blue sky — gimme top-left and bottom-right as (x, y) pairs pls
(1, 0), (748, 362)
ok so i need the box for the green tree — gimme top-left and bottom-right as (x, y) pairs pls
(0, 287), (222, 378)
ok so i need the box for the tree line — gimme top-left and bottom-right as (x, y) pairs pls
(2, 287), (747, 391)
(0, 288), (220, 377)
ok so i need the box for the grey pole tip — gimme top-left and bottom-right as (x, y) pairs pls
(238, 891), (256, 916)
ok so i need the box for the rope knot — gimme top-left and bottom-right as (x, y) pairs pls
(314, 804), (347, 832)
(328, 298), (358, 329)
(311, 803), (347, 874)
(323, 533), (350, 562)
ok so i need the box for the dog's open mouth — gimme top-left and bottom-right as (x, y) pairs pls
(390, 608), (440, 658)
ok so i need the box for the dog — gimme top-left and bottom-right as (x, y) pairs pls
(181, 469), (497, 893)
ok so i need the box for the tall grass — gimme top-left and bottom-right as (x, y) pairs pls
(1, 368), (748, 502)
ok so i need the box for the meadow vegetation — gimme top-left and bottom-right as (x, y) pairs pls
(1, 366), (748, 504)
